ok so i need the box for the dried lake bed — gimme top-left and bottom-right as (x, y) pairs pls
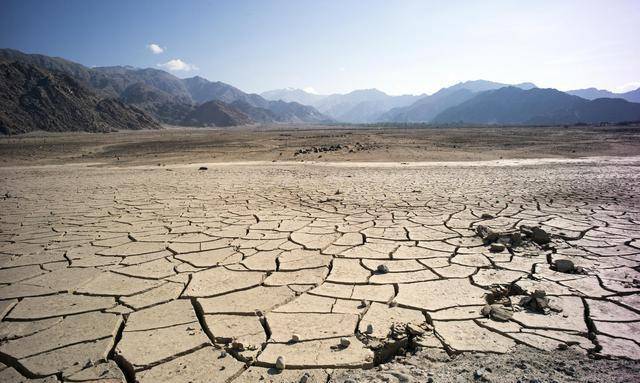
(1, 131), (640, 382)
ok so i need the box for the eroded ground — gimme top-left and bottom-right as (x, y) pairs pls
(0, 157), (639, 382)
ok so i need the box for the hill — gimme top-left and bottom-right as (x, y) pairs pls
(432, 87), (640, 124)
(567, 87), (640, 103)
(182, 100), (253, 127)
(0, 61), (159, 134)
(380, 80), (536, 122)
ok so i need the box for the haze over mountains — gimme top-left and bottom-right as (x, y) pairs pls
(1, 48), (640, 134)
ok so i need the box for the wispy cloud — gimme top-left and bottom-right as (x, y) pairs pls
(147, 43), (165, 54)
(157, 59), (198, 72)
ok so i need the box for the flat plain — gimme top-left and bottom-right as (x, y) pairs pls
(1, 126), (640, 382)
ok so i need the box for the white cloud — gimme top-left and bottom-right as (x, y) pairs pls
(147, 43), (165, 54)
(303, 86), (317, 94)
(615, 81), (640, 93)
(157, 59), (198, 72)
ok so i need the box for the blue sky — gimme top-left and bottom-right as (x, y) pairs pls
(1, 0), (639, 95)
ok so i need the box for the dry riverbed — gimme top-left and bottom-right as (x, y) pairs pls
(0, 126), (639, 382)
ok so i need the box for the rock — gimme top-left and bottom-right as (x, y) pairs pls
(406, 323), (426, 336)
(476, 225), (521, 246)
(377, 264), (390, 274)
(340, 337), (351, 348)
(519, 290), (551, 314)
(490, 243), (505, 253)
(490, 306), (514, 321)
(481, 213), (495, 219)
(366, 324), (374, 334)
(530, 226), (550, 244)
(557, 343), (568, 350)
(198, 166), (208, 171)
(481, 304), (513, 321)
(291, 333), (301, 343)
(276, 355), (286, 370)
(554, 259), (574, 273)
(474, 367), (487, 380)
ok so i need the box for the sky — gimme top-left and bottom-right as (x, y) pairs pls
(1, 0), (639, 96)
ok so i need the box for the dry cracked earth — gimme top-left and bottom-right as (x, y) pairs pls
(0, 159), (640, 382)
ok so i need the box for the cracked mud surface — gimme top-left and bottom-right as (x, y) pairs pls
(1, 157), (640, 382)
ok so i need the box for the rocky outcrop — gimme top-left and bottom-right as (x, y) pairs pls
(0, 61), (160, 134)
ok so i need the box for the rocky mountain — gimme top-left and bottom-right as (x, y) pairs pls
(261, 87), (423, 123)
(182, 100), (253, 127)
(380, 80), (537, 122)
(0, 49), (328, 127)
(567, 87), (640, 103)
(182, 76), (329, 123)
(0, 61), (159, 134)
(119, 82), (195, 125)
(432, 87), (640, 125)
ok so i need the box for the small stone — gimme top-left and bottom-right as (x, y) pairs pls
(474, 368), (487, 379)
(300, 372), (311, 383)
(377, 264), (390, 274)
(219, 350), (227, 358)
(366, 323), (374, 334)
(481, 213), (495, 219)
(554, 259), (574, 273)
(340, 337), (351, 348)
(490, 243), (505, 253)
(291, 333), (301, 343)
(198, 166), (208, 171)
(490, 306), (513, 321)
(276, 355), (286, 370)
(557, 343), (568, 350)
(531, 227), (550, 244)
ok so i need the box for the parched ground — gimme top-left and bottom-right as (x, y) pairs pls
(0, 157), (639, 382)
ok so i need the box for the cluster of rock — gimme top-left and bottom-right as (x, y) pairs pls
(294, 144), (343, 156)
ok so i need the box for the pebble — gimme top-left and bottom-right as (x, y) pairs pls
(377, 264), (390, 274)
(366, 323), (374, 334)
(490, 243), (505, 252)
(474, 368), (487, 380)
(276, 355), (286, 370)
(340, 337), (351, 347)
(291, 333), (301, 343)
(554, 259), (575, 273)
(198, 166), (208, 171)
(299, 372), (311, 383)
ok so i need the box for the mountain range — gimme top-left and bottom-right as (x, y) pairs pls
(1, 48), (639, 134)
(0, 48), (330, 134)
(262, 81), (640, 125)
(433, 87), (640, 125)
(566, 87), (640, 103)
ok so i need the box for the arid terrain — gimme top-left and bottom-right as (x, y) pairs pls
(2, 125), (640, 166)
(1, 126), (640, 382)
